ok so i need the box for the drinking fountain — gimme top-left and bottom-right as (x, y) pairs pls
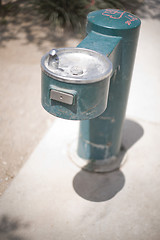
(41, 9), (141, 172)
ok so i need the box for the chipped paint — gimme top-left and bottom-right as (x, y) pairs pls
(83, 139), (110, 150)
(99, 116), (115, 123)
(82, 101), (100, 114)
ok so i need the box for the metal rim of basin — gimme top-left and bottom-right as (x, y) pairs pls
(41, 47), (112, 84)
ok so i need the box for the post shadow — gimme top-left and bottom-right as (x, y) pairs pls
(73, 118), (144, 202)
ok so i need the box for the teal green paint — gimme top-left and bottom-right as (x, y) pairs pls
(41, 71), (110, 120)
(78, 31), (121, 57)
(87, 9), (141, 33)
(41, 9), (141, 163)
(77, 9), (141, 160)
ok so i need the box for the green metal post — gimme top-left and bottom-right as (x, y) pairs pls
(77, 9), (141, 163)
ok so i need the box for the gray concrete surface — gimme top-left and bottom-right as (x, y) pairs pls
(127, 19), (160, 123)
(0, 3), (81, 195)
(0, 2), (160, 239)
(0, 117), (160, 240)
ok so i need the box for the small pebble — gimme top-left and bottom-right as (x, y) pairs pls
(2, 161), (7, 165)
(5, 177), (9, 181)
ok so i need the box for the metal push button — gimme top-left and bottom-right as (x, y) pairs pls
(50, 89), (74, 105)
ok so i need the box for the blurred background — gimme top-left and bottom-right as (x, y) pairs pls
(0, 0), (159, 195)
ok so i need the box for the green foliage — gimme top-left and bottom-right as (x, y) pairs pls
(0, 1), (20, 17)
(31, 0), (142, 30)
(95, 0), (124, 10)
(32, 0), (96, 30)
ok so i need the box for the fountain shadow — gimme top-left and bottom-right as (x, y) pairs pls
(72, 119), (144, 202)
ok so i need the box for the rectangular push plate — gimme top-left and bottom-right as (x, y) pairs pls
(50, 89), (74, 105)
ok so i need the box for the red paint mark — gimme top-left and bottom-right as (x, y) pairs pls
(125, 14), (138, 25)
(102, 9), (138, 26)
(102, 9), (125, 19)
(86, 0), (95, 9)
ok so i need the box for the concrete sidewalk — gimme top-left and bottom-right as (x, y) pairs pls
(0, 16), (160, 240)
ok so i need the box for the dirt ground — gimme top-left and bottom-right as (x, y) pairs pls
(0, 2), (81, 195)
